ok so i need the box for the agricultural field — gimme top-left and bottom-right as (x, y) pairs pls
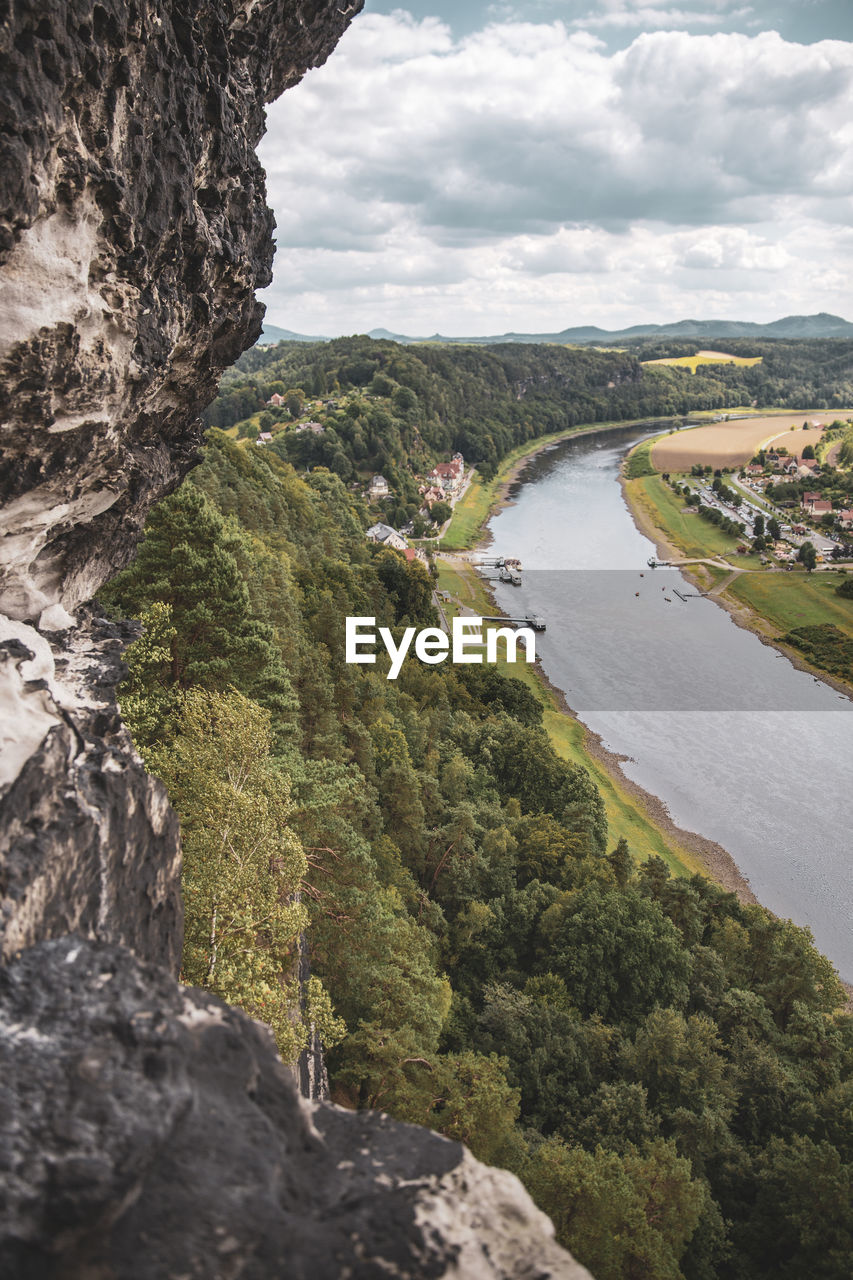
(651, 412), (840, 470)
(759, 424), (826, 458)
(642, 349), (763, 373)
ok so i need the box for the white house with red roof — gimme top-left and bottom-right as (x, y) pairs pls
(428, 454), (465, 495)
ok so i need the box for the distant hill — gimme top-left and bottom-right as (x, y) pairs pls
(257, 323), (329, 345)
(402, 313), (853, 346)
(256, 313), (853, 348)
(366, 327), (416, 343)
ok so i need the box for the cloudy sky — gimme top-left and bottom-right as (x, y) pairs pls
(258, 0), (853, 336)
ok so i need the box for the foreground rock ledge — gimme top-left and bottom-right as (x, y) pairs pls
(0, 938), (590, 1279)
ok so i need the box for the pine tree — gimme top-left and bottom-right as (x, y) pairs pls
(102, 485), (297, 731)
(608, 836), (635, 888)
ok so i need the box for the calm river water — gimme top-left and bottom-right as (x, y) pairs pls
(486, 425), (853, 978)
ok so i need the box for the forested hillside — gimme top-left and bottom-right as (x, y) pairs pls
(204, 335), (853, 487)
(101, 428), (853, 1280)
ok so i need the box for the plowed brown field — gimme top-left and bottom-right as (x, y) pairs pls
(651, 413), (837, 470)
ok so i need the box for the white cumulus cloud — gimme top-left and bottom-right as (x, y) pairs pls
(258, 11), (853, 333)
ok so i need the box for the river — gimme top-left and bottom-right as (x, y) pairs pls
(485, 425), (853, 979)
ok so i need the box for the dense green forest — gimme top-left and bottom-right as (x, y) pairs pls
(205, 334), (853, 476)
(626, 337), (853, 409)
(102, 423), (853, 1280)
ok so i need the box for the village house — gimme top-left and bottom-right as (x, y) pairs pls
(418, 484), (444, 508)
(428, 454), (465, 496)
(809, 499), (833, 519)
(366, 522), (408, 551)
(839, 509), (853, 529)
(801, 491), (822, 509)
(369, 474), (390, 500)
(267, 392), (285, 407)
(797, 457), (820, 477)
(767, 453), (797, 474)
(258, 431), (273, 443)
(745, 464), (764, 477)
(292, 421), (325, 435)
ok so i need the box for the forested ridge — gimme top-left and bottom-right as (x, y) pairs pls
(205, 335), (853, 488)
(101, 348), (853, 1279)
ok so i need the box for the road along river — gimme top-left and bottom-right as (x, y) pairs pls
(484, 425), (853, 979)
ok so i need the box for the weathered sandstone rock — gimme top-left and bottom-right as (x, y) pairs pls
(0, 938), (591, 1279)
(0, 4), (591, 1275)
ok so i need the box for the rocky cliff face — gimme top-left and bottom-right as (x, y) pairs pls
(0, 0), (361, 978)
(0, 937), (588, 1279)
(0, 4), (590, 1275)
(1, 0), (358, 626)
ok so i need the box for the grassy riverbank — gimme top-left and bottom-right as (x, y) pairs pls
(621, 440), (853, 691)
(442, 413), (736, 552)
(442, 425), (601, 550)
(627, 472), (764, 566)
(435, 560), (706, 877)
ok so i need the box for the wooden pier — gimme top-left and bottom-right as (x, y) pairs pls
(480, 615), (546, 632)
